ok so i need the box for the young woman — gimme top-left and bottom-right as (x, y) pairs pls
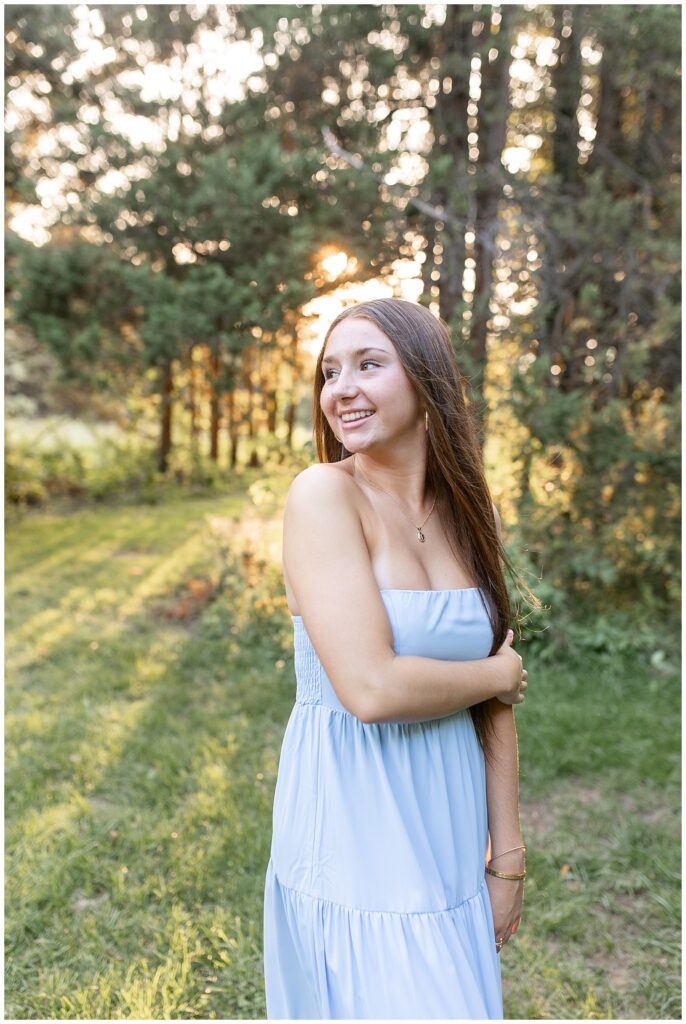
(263, 298), (530, 1020)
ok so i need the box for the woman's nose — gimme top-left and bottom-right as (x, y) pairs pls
(330, 368), (359, 397)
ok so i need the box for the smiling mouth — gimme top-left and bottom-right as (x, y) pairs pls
(340, 410), (375, 424)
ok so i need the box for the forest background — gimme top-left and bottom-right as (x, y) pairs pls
(5, 3), (681, 1020)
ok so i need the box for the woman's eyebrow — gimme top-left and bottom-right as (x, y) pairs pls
(321, 346), (390, 365)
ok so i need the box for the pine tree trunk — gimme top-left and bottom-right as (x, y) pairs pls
(284, 337), (299, 452)
(428, 4), (473, 323)
(244, 347), (255, 441)
(227, 387), (239, 469)
(266, 388), (278, 434)
(208, 346), (220, 462)
(587, 29), (625, 181)
(244, 344), (261, 467)
(471, 5), (512, 386)
(551, 8), (582, 185)
(285, 398), (296, 450)
(547, 7), (586, 396)
(189, 345), (199, 453)
(158, 360), (173, 474)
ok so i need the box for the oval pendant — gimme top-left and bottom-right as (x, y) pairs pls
(417, 528), (425, 542)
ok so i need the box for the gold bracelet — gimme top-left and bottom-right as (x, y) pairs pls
(490, 843), (526, 862)
(485, 865), (527, 881)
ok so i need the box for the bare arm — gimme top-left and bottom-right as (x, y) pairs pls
(484, 697), (525, 948)
(486, 501), (524, 847)
(484, 505), (525, 949)
(283, 467), (522, 724)
(485, 700), (523, 853)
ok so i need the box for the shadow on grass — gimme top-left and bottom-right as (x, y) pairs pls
(7, 493), (291, 1018)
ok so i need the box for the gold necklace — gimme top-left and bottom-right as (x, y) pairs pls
(352, 454), (437, 543)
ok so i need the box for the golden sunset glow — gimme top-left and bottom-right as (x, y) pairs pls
(320, 250), (353, 281)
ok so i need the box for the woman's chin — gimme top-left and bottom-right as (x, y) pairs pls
(343, 437), (375, 453)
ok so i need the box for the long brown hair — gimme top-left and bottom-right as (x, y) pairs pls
(312, 297), (537, 761)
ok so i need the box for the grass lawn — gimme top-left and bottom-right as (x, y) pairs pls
(5, 476), (681, 1019)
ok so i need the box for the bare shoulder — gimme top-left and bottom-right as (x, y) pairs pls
(290, 460), (354, 487)
(281, 460), (392, 720)
(283, 461), (363, 573)
(285, 461), (357, 513)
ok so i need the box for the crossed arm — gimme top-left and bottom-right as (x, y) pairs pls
(282, 466), (523, 723)
(484, 507), (525, 946)
(485, 503), (523, 851)
(485, 702), (523, 856)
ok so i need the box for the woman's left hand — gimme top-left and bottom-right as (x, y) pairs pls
(485, 871), (524, 954)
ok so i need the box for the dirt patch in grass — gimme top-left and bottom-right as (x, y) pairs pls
(519, 779), (678, 1011)
(521, 782), (602, 828)
(521, 779), (674, 839)
(150, 576), (221, 624)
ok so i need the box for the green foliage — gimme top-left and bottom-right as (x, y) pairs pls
(6, 433), (152, 507)
(511, 353), (680, 604)
(4, 432), (229, 511)
(9, 238), (136, 389)
(500, 3), (681, 608)
(6, 4), (680, 605)
(5, 422), (315, 515)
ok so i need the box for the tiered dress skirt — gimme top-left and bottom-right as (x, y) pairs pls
(263, 588), (503, 1019)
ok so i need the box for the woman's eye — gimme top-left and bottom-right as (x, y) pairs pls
(323, 360), (379, 381)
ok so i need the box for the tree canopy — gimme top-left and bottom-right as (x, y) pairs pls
(5, 3), (681, 605)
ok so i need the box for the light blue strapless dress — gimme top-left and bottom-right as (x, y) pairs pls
(263, 588), (503, 1019)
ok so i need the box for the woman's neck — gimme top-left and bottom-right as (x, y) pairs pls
(351, 451), (431, 516)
